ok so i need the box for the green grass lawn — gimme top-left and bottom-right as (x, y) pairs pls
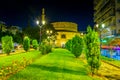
(9, 48), (100, 80)
(101, 56), (120, 67)
(0, 50), (40, 68)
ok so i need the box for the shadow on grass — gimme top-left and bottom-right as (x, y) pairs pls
(28, 64), (87, 76)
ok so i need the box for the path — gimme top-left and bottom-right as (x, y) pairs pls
(80, 54), (120, 80)
(0, 48), (34, 57)
(98, 61), (120, 80)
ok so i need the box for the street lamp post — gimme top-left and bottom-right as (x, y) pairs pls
(36, 20), (45, 44)
(96, 24), (105, 53)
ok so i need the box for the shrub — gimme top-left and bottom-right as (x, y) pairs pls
(84, 26), (101, 76)
(39, 42), (52, 55)
(71, 35), (84, 58)
(32, 39), (38, 50)
(65, 39), (72, 51)
(46, 44), (52, 53)
(23, 36), (30, 52)
(1, 35), (14, 55)
(65, 35), (84, 58)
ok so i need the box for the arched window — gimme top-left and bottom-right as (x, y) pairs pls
(61, 34), (66, 39)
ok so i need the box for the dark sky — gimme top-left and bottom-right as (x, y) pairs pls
(0, 0), (94, 31)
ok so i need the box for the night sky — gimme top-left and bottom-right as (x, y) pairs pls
(0, 0), (94, 31)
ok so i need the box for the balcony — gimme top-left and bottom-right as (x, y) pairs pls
(94, 0), (103, 10)
(94, 7), (114, 22)
(94, 0), (112, 16)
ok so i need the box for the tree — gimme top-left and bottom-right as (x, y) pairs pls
(23, 36), (30, 51)
(71, 35), (84, 58)
(39, 41), (52, 55)
(22, 26), (40, 41)
(13, 31), (23, 44)
(65, 35), (84, 58)
(84, 25), (101, 76)
(32, 39), (38, 50)
(8, 26), (19, 35)
(65, 39), (72, 51)
(0, 21), (7, 32)
(41, 23), (57, 42)
(0, 22), (7, 40)
(1, 35), (14, 55)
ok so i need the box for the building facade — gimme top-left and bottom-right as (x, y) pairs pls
(94, 0), (120, 35)
(52, 22), (80, 47)
(40, 8), (81, 47)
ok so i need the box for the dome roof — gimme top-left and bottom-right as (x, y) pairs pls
(51, 22), (78, 32)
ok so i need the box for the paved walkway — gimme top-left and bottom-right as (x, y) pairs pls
(98, 61), (120, 80)
(0, 48), (34, 57)
(80, 55), (120, 80)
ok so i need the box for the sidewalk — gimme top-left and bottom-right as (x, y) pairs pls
(79, 54), (120, 80)
(0, 48), (34, 57)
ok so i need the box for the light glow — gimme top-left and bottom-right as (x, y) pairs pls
(102, 24), (105, 28)
(42, 21), (45, 25)
(36, 20), (39, 25)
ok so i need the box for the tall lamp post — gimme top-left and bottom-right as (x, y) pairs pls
(96, 24), (105, 53)
(36, 20), (45, 44)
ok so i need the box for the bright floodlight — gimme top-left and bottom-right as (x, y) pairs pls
(36, 20), (39, 25)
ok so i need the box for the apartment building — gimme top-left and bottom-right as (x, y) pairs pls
(94, 0), (120, 35)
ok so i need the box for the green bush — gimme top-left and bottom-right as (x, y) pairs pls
(84, 26), (101, 76)
(46, 44), (52, 53)
(1, 35), (14, 55)
(23, 36), (30, 52)
(39, 42), (47, 55)
(65, 35), (84, 58)
(32, 39), (38, 50)
(65, 39), (72, 51)
(39, 42), (52, 55)
(71, 35), (84, 58)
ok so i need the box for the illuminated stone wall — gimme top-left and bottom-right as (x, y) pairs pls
(52, 22), (80, 47)
(52, 22), (78, 32)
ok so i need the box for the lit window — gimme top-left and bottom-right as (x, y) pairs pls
(61, 34), (66, 39)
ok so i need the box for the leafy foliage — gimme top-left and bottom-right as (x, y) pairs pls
(0, 23), (23, 44)
(84, 25), (101, 76)
(1, 35), (14, 55)
(22, 23), (57, 44)
(32, 39), (38, 50)
(72, 35), (84, 58)
(13, 31), (23, 44)
(65, 35), (84, 58)
(39, 42), (52, 55)
(41, 23), (57, 42)
(23, 26), (40, 41)
(65, 39), (72, 51)
(23, 36), (30, 52)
